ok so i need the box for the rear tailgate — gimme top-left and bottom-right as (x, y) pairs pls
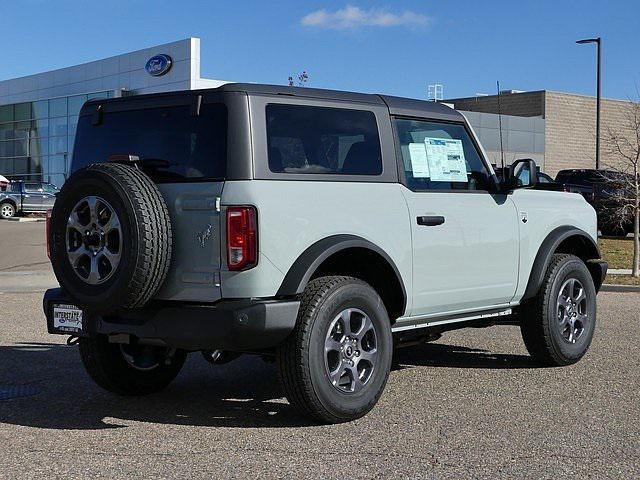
(155, 182), (224, 302)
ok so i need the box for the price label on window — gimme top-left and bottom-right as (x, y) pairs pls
(424, 138), (468, 182)
(408, 143), (431, 178)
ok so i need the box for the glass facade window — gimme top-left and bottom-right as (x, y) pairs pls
(0, 90), (112, 185)
(14, 103), (32, 121)
(33, 100), (48, 119)
(0, 105), (12, 123)
(68, 95), (87, 116)
(49, 97), (67, 118)
(49, 117), (68, 136)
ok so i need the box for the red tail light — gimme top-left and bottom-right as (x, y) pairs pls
(226, 206), (257, 271)
(46, 209), (53, 259)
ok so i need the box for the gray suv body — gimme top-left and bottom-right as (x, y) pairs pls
(43, 84), (607, 423)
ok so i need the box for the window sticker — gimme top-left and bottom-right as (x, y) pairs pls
(408, 143), (430, 178)
(424, 138), (468, 182)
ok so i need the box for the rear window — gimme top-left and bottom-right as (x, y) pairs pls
(24, 183), (41, 193)
(266, 104), (382, 175)
(73, 104), (227, 182)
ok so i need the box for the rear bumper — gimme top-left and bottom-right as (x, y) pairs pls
(43, 288), (300, 352)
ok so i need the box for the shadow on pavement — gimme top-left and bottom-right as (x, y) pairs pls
(393, 342), (539, 371)
(0, 340), (539, 431)
(0, 342), (312, 430)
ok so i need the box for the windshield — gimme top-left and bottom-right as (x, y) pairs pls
(72, 103), (227, 182)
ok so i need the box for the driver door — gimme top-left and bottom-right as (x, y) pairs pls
(394, 118), (520, 316)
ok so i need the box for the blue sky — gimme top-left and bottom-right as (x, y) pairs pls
(1, 0), (638, 100)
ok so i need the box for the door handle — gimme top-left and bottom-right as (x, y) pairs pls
(417, 215), (445, 226)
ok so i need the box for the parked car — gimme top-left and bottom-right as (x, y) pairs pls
(0, 181), (59, 219)
(555, 169), (633, 236)
(44, 84), (607, 424)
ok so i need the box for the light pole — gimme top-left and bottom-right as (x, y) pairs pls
(576, 37), (602, 170)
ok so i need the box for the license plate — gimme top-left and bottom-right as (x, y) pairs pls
(53, 303), (83, 333)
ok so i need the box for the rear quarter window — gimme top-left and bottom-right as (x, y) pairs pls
(72, 104), (227, 182)
(266, 104), (382, 176)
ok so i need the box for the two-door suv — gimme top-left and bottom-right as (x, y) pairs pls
(44, 84), (607, 423)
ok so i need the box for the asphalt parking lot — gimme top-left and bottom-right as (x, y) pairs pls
(0, 287), (638, 478)
(1, 220), (639, 478)
(0, 220), (49, 273)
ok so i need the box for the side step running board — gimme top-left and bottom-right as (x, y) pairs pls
(392, 307), (513, 333)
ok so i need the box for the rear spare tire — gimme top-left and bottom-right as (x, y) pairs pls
(49, 162), (172, 313)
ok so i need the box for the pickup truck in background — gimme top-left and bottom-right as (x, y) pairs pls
(0, 181), (59, 219)
(555, 169), (634, 236)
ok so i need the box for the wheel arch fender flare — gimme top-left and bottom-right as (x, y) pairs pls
(276, 234), (407, 313)
(523, 226), (602, 300)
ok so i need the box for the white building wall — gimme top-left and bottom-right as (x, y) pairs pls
(0, 37), (226, 105)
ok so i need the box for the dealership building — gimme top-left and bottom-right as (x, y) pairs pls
(0, 38), (226, 186)
(0, 36), (633, 185)
(447, 90), (634, 176)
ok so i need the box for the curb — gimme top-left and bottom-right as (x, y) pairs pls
(601, 284), (640, 293)
(0, 270), (58, 293)
(5, 217), (46, 223)
(608, 269), (633, 275)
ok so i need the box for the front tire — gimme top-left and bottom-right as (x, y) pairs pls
(520, 254), (597, 366)
(277, 276), (393, 424)
(79, 335), (187, 395)
(0, 202), (15, 219)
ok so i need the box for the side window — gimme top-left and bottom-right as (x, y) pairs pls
(266, 104), (382, 175)
(394, 119), (494, 191)
(42, 184), (59, 194)
(24, 183), (40, 193)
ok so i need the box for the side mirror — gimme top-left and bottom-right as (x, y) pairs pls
(503, 158), (538, 190)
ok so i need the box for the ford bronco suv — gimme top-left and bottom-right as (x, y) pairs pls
(44, 84), (607, 424)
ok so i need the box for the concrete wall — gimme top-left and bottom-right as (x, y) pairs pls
(448, 91), (637, 177)
(448, 91), (545, 118)
(544, 92), (634, 176)
(462, 110), (545, 169)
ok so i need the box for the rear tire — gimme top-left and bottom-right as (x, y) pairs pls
(0, 202), (15, 219)
(79, 335), (187, 395)
(520, 254), (597, 366)
(277, 276), (393, 424)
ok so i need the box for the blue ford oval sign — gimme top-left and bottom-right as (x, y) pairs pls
(145, 54), (173, 76)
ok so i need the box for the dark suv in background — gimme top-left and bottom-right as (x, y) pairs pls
(555, 169), (633, 236)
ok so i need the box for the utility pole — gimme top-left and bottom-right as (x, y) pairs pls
(576, 37), (602, 169)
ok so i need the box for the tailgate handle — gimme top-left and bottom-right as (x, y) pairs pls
(417, 215), (445, 226)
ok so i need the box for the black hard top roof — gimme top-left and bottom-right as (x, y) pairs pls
(219, 83), (463, 121)
(83, 82), (464, 122)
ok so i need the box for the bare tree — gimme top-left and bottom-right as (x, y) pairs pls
(601, 98), (640, 277)
(288, 70), (309, 87)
